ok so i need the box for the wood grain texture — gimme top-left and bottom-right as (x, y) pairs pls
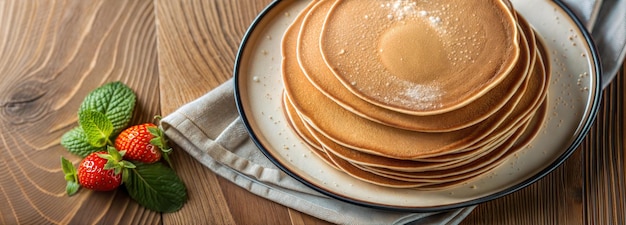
(155, 0), (272, 114)
(0, 0), (160, 224)
(583, 64), (626, 225)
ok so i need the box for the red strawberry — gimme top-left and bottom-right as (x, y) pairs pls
(61, 147), (135, 195)
(115, 123), (171, 165)
(77, 151), (122, 191)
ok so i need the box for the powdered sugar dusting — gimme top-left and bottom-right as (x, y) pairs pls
(381, 0), (418, 21)
(398, 81), (444, 110)
(365, 76), (445, 110)
(380, 0), (441, 26)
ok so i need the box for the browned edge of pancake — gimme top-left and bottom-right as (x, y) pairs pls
(361, 117), (532, 181)
(281, 91), (341, 170)
(413, 99), (549, 191)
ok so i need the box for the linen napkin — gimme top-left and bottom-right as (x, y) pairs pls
(161, 81), (474, 225)
(160, 1), (624, 224)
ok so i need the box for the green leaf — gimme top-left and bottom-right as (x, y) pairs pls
(60, 157), (80, 196)
(60, 157), (77, 182)
(79, 81), (136, 136)
(66, 181), (80, 196)
(125, 163), (187, 213)
(61, 127), (104, 157)
(79, 110), (114, 147)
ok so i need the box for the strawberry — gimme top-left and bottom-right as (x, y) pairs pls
(61, 147), (135, 195)
(115, 123), (171, 165)
(77, 151), (122, 191)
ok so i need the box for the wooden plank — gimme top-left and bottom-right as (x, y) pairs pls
(155, 0), (331, 224)
(0, 0), (160, 224)
(461, 151), (584, 225)
(583, 64), (625, 225)
(155, 0), (271, 114)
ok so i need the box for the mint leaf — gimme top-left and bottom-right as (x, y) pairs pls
(79, 110), (113, 147)
(65, 181), (80, 196)
(61, 157), (80, 196)
(61, 127), (104, 157)
(79, 81), (136, 136)
(125, 163), (187, 213)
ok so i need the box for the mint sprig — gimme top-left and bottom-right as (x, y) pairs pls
(60, 157), (79, 196)
(79, 81), (136, 136)
(125, 163), (187, 213)
(61, 127), (104, 157)
(61, 82), (136, 155)
(79, 110), (114, 147)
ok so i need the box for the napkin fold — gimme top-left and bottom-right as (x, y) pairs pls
(161, 1), (624, 224)
(161, 81), (474, 225)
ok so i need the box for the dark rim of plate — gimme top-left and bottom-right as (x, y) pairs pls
(233, 0), (602, 213)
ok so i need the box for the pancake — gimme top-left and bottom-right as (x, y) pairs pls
(280, 1), (318, 152)
(319, 0), (520, 115)
(289, 56), (544, 173)
(297, 0), (533, 132)
(452, 42), (547, 153)
(358, 102), (545, 186)
(324, 122), (509, 172)
(282, 92), (340, 170)
(282, 10), (523, 159)
(296, 105), (461, 172)
(278, 0), (552, 190)
(287, 91), (523, 175)
(323, 143), (434, 188)
(437, 18), (547, 155)
(356, 122), (526, 182)
(282, 93), (324, 154)
(413, 101), (548, 191)
(510, 100), (548, 151)
(326, 118), (527, 186)
(293, 88), (532, 173)
(330, 161), (436, 188)
(279, 2), (341, 171)
(363, 107), (537, 180)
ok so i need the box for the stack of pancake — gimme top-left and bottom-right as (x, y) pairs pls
(280, 0), (550, 190)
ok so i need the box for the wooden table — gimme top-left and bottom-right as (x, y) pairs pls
(0, 0), (623, 224)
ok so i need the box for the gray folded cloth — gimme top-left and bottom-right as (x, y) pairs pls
(161, 1), (623, 224)
(562, 0), (626, 88)
(161, 81), (474, 225)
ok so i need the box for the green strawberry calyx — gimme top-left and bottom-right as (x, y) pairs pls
(99, 146), (136, 183)
(148, 125), (173, 167)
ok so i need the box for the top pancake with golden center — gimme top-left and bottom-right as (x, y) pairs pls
(319, 0), (520, 115)
(297, 0), (534, 132)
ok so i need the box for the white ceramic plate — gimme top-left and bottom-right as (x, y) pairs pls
(234, 0), (601, 211)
